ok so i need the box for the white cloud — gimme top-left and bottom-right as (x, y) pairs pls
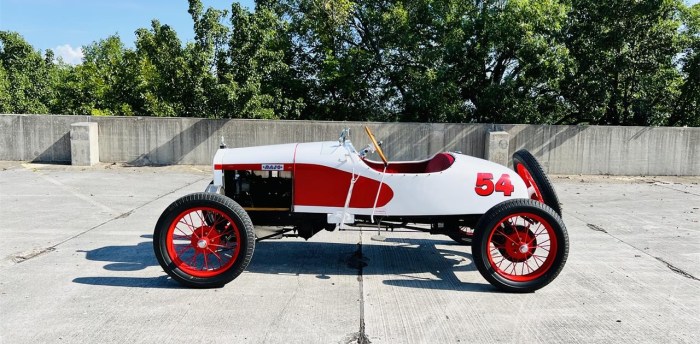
(53, 44), (84, 65)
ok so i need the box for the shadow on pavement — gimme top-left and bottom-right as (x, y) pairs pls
(73, 234), (492, 292)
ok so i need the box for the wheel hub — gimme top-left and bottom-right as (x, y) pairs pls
(518, 244), (529, 254)
(495, 225), (537, 262)
(190, 226), (220, 253)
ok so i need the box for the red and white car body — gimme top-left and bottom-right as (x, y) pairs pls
(211, 139), (528, 219)
(154, 127), (569, 292)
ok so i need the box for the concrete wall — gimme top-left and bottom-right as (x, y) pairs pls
(1, 114), (699, 175)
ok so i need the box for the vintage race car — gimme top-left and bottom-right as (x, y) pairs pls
(154, 127), (568, 292)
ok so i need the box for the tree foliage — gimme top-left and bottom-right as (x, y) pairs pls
(0, 0), (698, 126)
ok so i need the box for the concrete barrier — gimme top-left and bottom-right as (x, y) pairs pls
(70, 122), (99, 166)
(485, 131), (509, 166)
(0, 114), (698, 175)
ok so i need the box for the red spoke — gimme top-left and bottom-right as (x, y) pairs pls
(176, 227), (191, 238)
(186, 213), (201, 238)
(533, 256), (543, 269)
(176, 244), (192, 256)
(496, 258), (506, 268)
(533, 225), (547, 237)
(524, 260), (535, 274)
(537, 238), (550, 245)
(495, 229), (518, 245)
(206, 247), (223, 268)
(505, 220), (524, 242)
(203, 252), (209, 270)
(195, 210), (207, 227)
(208, 243), (236, 249)
(211, 214), (227, 228)
(188, 251), (199, 267)
(502, 260), (514, 273)
(178, 219), (196, 232)
(208, 223), (236, 241)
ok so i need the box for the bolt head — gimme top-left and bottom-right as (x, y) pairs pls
(197, 239), (207, 249)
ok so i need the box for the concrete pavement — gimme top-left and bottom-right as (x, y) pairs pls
(0, 162), (698, 343)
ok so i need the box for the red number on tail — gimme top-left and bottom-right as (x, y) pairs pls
(495, 174), (514, 196)
(475, 173), (513, 196)
(475, 173), (495, 196)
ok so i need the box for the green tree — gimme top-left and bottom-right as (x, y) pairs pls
(0, 63), (11, 112)
(184, 0), (229, 117)
(0, 31), (58, 114)
(55, 35), (137, 116)
(670, 3), (700, 126)
(135, 21), (188, 116)
(208, 2), (303, 119)
(562, 0), (684, 125)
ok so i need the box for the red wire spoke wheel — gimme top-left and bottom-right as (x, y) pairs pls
(166, 206), (240, 278)
(472, 199), (568, 292)
(154, 193), (255, 288)
(487, 213), (554, 281)
(513, 150), (562, 216)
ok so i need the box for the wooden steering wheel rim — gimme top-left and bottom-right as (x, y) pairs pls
(364, 126), (388, 166)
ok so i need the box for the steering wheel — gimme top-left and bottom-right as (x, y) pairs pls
(364, 126), (388, 166)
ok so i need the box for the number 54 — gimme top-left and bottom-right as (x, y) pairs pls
(475, 173), (514, 196)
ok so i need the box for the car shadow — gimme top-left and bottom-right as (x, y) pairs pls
(73, 234), (493, 292)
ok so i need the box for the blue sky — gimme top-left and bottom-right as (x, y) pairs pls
(0, 0), (255, 63)
(1, 0), (698, 64)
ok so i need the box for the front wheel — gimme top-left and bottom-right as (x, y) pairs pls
(153, 192), (255, 288)
(472, 199), (568, 292)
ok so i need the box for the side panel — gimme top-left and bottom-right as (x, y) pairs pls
(293, 164), (393, 208)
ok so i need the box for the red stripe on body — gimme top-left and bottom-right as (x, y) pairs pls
(293, 164), (393, 208)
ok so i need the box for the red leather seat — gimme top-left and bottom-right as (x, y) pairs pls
(424, 153), (455, 173)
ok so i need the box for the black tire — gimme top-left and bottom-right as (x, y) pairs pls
(472, 199), (568, 293)
(513, 149), (562, 216)
(153, 192), (255, 288)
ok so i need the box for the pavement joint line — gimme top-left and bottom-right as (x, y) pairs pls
(572, 213), (699, 282)
(356, 229), (370, 344)
(6, 176), (210, 265)
(651, 183), (700, 197)
(586, 224), (607, 233)
(654, 257), (700, 281)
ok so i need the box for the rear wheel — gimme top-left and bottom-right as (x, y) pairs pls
(472, 199), (568, 292)
(154, 192), (255, 288)
(513, 150), (562, 215)
(447, 226), (474, 245)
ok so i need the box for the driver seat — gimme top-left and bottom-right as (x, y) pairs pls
(424, 153), (455, 173)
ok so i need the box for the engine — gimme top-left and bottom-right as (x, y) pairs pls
(223, 170), (293, 209)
